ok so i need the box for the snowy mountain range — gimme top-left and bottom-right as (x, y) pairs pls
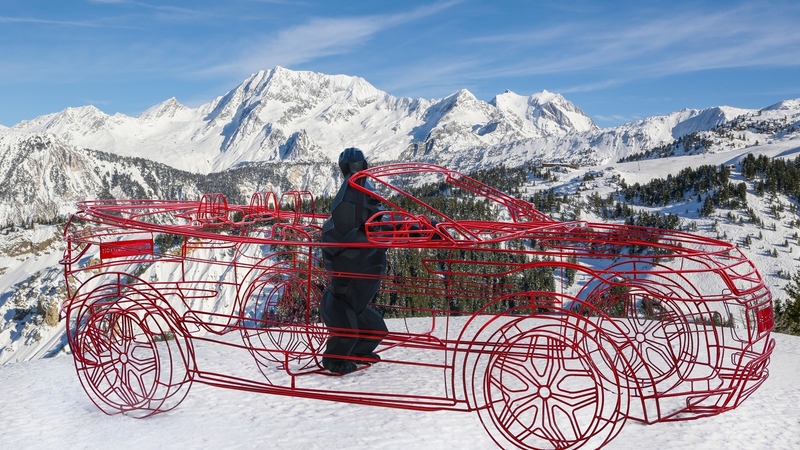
(1, 66), (799, 365)
(1, 66), (795, 228)
(1, 67), (601, 174)
(3, 66), (757, 174)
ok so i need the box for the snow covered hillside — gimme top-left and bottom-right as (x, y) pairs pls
(2, 137), (799, 366)
(0, 133), (342, 228)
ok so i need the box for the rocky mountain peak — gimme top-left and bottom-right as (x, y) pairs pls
(492, 89), (597, 136)
(763, 98), (800, 111)
(138, 97), (190, 121)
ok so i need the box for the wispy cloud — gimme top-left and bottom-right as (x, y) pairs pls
(88, 0), (194, 13)
(378, 57), (484, 98)
(557, 78), (627, 94)
(593, 113), (642, 124)
(87, 0), (213, 21)
(466, 3), (800, 90)
(0, 15), (109, 28)
(204, 0), (461, 77)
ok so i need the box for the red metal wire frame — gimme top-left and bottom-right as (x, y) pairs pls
(60, 163), (775, 449)
(66, 274), (194, 418)
(238, 254), (328, 373)
(248, 191), (278, 219)
(474, 313), (632, 450)
(352, 162), (555, 223)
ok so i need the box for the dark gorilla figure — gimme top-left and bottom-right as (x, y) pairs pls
(320, 148), (389, 374)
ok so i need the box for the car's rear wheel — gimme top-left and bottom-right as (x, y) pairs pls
(239, 263), (327, 373)
(476, 316), (628, 450)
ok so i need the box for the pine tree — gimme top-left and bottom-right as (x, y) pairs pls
(774, 270), (800, 336)
(700, 196), (715, 216)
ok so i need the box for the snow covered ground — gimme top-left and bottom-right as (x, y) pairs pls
(0, 324), (797, 450)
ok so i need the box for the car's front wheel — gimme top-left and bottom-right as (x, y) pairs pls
(68, 277), (193, 418)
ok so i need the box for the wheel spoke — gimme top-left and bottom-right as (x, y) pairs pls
(637, 319), (658, 336)
(494, 355), (539, 391)
(643, 342), (675, 374)
(663, 320), (685, 341)
(505, 392), (542, 425)
(622, 343), (646, 374)
(128, 346), (159, 376)
(117, 315), (137, 354)
(489, 376), (548, 444)
(541, 402), (571, 444)
(494, 392), (538, 431)
(534, 336), (565, 385)
(552, 384), (599, 411)
(83, 322), (114, 360)
(603, 320), (632, 342)
(116, 366), (147, 406)
(86, 356), (120, 398)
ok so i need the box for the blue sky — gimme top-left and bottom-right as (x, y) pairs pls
(1, 0), (799, 128)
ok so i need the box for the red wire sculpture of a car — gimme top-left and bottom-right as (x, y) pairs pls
(61, 163), (774, 450)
